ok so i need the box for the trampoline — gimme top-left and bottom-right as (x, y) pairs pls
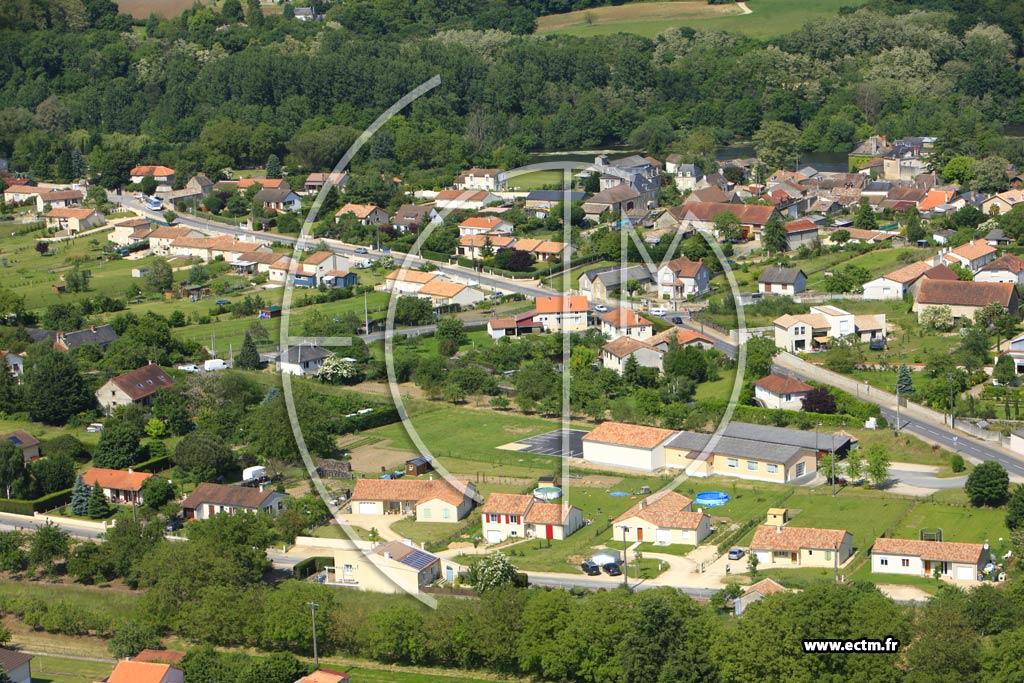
(694, 491), (731, 507)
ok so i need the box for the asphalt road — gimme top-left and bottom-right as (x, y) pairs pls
(526, 571), (717, 599)
(0, 513), (106, 539)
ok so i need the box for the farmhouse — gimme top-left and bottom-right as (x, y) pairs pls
(181, 483), (290, 520)
(758, 268), (806, 296)
(870, 537), (988, 582)
(83, 467), (153, 505)
(481, 493), (584, 543)
(753, 374), (813, 410)
(601, 336), (664, 374)
(534, 295), (589, 332)
(655, 257), (710, 300)
(975, 253), (1024, 285)
(774, 305), (886, 352)
(349, 479), (477, 523)
(96, 363), (174, 413)
(612, 490), (711, 546)
(599, 308), (654, 340)
(913, 279), (1020, 322)
(750, 525), (853, 568)
(581, 421), (677, 472)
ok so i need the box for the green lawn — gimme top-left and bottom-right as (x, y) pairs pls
(542, 260), (618, 292)
(846, 562), (943, 594)
(536, 0), (868, 39)
(389, 518), (474, 546)
(847, 428), (969, 474)
(894, 502), (1009, 547)
(676, 477), (793, 525)
(695, 367), (738, 403)
(504, 169), (568, 190)
(30, 655), (114, 683)
(0, 580), (141, 614)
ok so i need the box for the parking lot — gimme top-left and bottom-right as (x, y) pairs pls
(516, 429), (588, 458)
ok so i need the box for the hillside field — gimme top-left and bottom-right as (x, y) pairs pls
(536, 0), (868, 40)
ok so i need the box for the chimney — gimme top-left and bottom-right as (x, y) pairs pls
(258, 483), (265, 493)
(384, 552), (392, 560)
(776, 524), (782, 534)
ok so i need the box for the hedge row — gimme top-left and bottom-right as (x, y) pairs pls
(420, 249), (451, 262)
(132, 454), (172, 474)
(0, 488), (73, 516)
(339, 407), (401, 435)
(293, 556), (332, 580)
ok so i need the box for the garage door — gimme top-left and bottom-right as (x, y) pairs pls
(955, 566), (975, 581)
(357, 502), (378, 515)
(656, 529), (672, 544)
(486, 530), (502, 544)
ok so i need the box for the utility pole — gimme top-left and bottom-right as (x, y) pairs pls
(895, 383), (901, 434)
(830, 434), (836, 498)
(948, 372), (955, 430)
(306, 601), (320, 667)
(833, 541), (839, 583)
(364, 291), (369, 336)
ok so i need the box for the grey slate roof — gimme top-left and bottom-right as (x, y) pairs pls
(59, 324), (118, 349)
(277, 344), (332, 364)
(581, 264), (653, 287)
(722, 422), (852, 451)
(666, 421), (852, 463)
(758, 267), (805, 285)
(525, 190), (586, 202)
(666, 432), (806, 464)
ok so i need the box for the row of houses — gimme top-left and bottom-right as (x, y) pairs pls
(378, 268), (487, 308)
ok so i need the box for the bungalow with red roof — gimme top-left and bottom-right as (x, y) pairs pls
(656, 256), (710, 301)
(975, 253), (1024, 285)
(416, 280), (485, 307)
(457, 233), (516, 260)
(434, 189), (499, 211)
(106, 659), (184, 683)
(750, 525), (853, 568)
(457, 216), (512, 237)
(913, 279), (1020, 323)
(599, 308), (654, 340)
(335, 203), (388, 226)
(481, 493), (584, 543)
(95, 363), (174, 413)
(612, 490), (711, 545)
(129, 165), (176, 190)
(581, 421), (678, 471)
(349, 479), (477, 522)
(753, 374), (814, 410)
(181, 482), (290, 520)
(513, 238), (569, 263)
(43, 207), (103, 234)
(83, 467), (153, 505)
(534, 295), (589, 332)
(871, 537), (988, 582)
(380, 268), (437, 294)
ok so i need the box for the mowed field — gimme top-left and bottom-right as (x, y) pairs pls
(536, 0), (868, 40)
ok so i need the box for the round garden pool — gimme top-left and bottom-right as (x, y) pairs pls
(694, 491), (731, 507)
(534, 486), (562, 501)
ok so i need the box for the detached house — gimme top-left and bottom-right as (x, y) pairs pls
(457, 234), (515, 260)
(380, 268), (437, 294)
(107, 660), (184, 683)
(871, 537), (988, 582)
(656, 257), (710, 301)
(581, 185), (641, 222)
(601, 337), (664, 374)
(942, 239), (997, 273)
(181, 482), (290, 520)
(458, 217), (512, 236)
(774, 305), (886, 353)
(758, 268), (806, 296)
(96, 363), (174, 413)
(54, 324), (118, 352)
(481, 493), (584, 543)
(862, 260), (955, 300)
(35, 189), (82, 212)
(514, 238), (569, 263)
(254, 186), (302, 213)
(487, 311), (542, 339)
(330, 539), (454, 595)
(782, 219), (819, 251)
(751, 525), (853, 568)
(534, 295), (589, 332)
(417, 280), (485, 308)
(44, 208), (103, 234)
(599, 308), (654, 340)
(753, 374), (813, 410)
(581, 421), (678, 472)
(434, 190), (499, 211)
(130, 165), (175, 190)
(975, 253), (1024, 285)
(913, 279), (1020, 323)
(454, 167), (506, 192)
(276, 344), (331, 376)
(734, 578), (788, 615)
(1, 430), (40, 463)
(647, 328), (714, 351)
(578, 265), (653, 302)
(335, 203), (388, 226)
(392, 203), (440, 232)
(349, 479), (477, 523)
(613, 490), (711, 545)
(83, 467), (153, 505)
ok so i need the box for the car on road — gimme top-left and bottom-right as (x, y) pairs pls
(164, 518), (183, 533)
(177, 364), (200, 373)
(671, 316), (683, 324)
(650, 307), (668, 316)
(354, 247), (368, 254)
(580, 560), (601, 576)
(727, 548), (745, 560)
(602, 562), (622, 576)
(593, 304), (609, 313)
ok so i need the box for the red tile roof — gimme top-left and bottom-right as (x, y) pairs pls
(949, 239), (996, 261)
(459, 217), (506, 230)
(871, 537), (985, 564)
(750, 525), (850, 552)
(614, 490), (706, 529)
(582, 421), (676, 449)
(83, 467), (153, 492)
(754, 374), (813, 395)
(481, 493), (534, 516)
(743, 578), (787, 597)
(783, 218), (818, 234)
(351, 478), (471, 507)
(979, 253), (1024, 275)
(108, 660), (180, 683)
(680, 202), (776, 225)
(130, 165), (175, 177)
(663, 257), (706, 278)
(600, 308), (653, 328)
(336, 203), (381, 219)
(108, 363), (174, 400)
(535, 295), (588, 314)
(45, 208), (97, 220)
(181, 482), (282, 510)
(916, 279), (1015, 308)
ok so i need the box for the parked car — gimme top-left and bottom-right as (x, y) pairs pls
(85, 423), (104, 433)
(580, 560), (601, 576)
(650, 307), (668, 316)
(164, 518), (183, 533)
(354, 247), (369, 254)
(727, 548), (745, 560)
(602, 562), (622, 577)
(594, 304), (609, 313)
(671, 316), (683, 324)
(177, 364), (199, 373)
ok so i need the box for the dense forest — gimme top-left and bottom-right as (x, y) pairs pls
(0, 0), (1023, 192)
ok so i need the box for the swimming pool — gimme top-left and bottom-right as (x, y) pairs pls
(534, 486), (562, 501)
(694, 491), (731, 507)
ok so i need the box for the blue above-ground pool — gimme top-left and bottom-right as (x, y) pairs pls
(694, 491), (730, 507)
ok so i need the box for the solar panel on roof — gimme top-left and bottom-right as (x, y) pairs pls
(399, 549), (436, 570)
(6, 437), (20, 445)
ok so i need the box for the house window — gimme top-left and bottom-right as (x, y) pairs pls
(442, 508), (451, 519)
(423, 508), (431, 518)
(824, 550), (831, 561)
(901, 558), (910, 567)
(880, 558), (889, 566)
(808, 550), (813, 556)
(774, 551), (788, 558)
(795, 462), (806, 477)
(767, 464), (778, 474)
(727, 458), (738, 468)
(746, 461), (758, 471)
(487, 514), (499, 523)
(509, 515), (521, 524)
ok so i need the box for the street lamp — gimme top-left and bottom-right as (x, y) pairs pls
(617, 524), (630, 590)
(306, 601), (320, 667)
(833, 541), (839, 583)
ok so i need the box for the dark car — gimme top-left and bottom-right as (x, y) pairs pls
(580, 560), (601, 576)
(602, 562), (622, 577)
(164, 518), (183, 533)
(727, 548), (745, 561)
(671, 316), (683, 324)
